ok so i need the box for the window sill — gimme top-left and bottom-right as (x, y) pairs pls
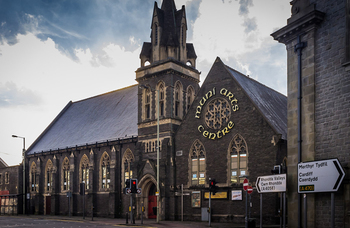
(342, 61), (350, 71)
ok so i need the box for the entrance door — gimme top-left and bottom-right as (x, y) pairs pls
(148, 184), (157, 219)
(148, 195), (157, 219)
(45, 196), (51, 215)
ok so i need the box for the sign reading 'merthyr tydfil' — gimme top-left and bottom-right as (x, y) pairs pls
(256, 174), (286, 193)
(298, 159), (345, 193)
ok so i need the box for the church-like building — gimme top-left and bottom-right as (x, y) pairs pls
(25, 0), (287, 224)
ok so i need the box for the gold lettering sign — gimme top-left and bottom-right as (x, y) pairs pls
(195, 87), (239, 140)
(204, 191), (228, 199)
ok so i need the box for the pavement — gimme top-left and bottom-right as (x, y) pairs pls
(11, 215), (282, 228)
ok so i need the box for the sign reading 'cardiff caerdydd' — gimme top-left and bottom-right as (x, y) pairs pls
(298, 159), (345, 193)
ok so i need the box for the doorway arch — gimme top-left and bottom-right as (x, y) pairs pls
(138, 174), (157, 219)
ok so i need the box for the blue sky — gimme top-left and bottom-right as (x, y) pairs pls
(0, 0), (290, 165)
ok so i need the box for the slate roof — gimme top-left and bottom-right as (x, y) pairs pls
(26, 85), (138, 155)
(224, 64), (287, 140)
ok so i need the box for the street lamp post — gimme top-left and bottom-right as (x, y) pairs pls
(139, 85), (160, 223)
(12, 135), (26, 215)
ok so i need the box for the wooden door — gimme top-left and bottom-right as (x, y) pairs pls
(45, 196), (51, 215)
(148, 195), (157, 219)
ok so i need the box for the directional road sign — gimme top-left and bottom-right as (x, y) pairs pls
(256, 174), (286, 193)
(298, 158), (345, 193)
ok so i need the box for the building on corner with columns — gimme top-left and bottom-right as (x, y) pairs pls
(272, 0), (350, 227)
(25, 0), (288, 225)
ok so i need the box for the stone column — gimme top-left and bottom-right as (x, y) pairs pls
(88, 149), (94, 217)
(109, 146), (116, 217)
(51, 155), (58, 215)
(69, 152), (75, 216)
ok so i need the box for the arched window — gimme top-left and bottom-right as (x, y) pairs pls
(45, 159), (53, 192)
(80, 155), (89, 190)
(62, 157), (70, 191)
(122, 149), (134, 187)
(229, 134), (248, 183)
(145, 88), (151, 119)
(100, 152), (111, 189)
(190, 140), (206, 186)
(157, 82), (165, 117)
(5, 172), (9, 184)
(30, 162), (37, 192)
(186, 86), (194, 112)
(174, 82), (183, 118)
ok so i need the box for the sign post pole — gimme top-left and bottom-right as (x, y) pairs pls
(331, 193), (335, 228)
(243, 178), (249, 228)
(209, 191), (211, 227)
(260, 194), (262, 228)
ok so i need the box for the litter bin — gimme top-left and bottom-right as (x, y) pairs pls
(248, 218), (256, 228)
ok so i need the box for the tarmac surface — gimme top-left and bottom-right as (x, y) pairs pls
(0, 215), (283, 228)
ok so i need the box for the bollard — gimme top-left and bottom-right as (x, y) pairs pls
(126, 212), (128, 224)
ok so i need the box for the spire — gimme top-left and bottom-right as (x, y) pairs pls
(161, 0), (176, 12)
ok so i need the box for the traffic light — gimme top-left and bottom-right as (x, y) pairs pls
(80, 182), (85, 195)
(209, 179), (218, 195)
(125, 179), (131, 188)
(131, 179), (138, 193)
(271, 165), (281, 174)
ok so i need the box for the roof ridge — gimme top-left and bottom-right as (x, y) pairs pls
(73, 84), (138, 104)
(224, 64), (286, 98)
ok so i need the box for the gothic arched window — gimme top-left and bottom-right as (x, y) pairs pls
(30, 162), (37, 192)
(186, 86), (194, 112)
(190, 140), (206, 186)
(122, 149), (134, 187)
(62, 157), (70, 191)
(157, 82), (165, 117)
(229, 134), (248, 183)
(80, 155), (89, 190)
(45, 159), (53, 192)
(100, 152), (111, 189)
(174, 82), (183, 118)
(145, 88), (151, 119)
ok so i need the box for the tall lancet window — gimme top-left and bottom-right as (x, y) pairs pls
(123, 149), (134, 187)
(186, 86), (194, 112)
(145, 88), (151, 119)
(174, 82), (182, 118)
(190, 140), (206, 186)
(30, 162), (37, 192)
(45, 159), (53, 192)
(157, 82), (165, 117)
(229, 134), (248, 183)
(101, 152), (111, 189)
(62, 157), (70, 191)
(80, 155), (89, 190)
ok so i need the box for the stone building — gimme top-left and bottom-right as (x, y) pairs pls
(25, 0), (287, 224)
(0, 158), (23, 215)
(271, 0), (350, 227)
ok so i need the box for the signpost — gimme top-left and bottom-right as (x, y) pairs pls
(298, 158), (345, 228)
(243, 178), (249, 228)
(256, 174), (287, 228)
(256, 174), (286, 193)
(298, 159), (345, 193)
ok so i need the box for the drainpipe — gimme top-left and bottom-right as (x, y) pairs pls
(294, 35), (306, 228)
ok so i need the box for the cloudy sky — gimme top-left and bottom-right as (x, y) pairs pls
(0, 0), (290, 166)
